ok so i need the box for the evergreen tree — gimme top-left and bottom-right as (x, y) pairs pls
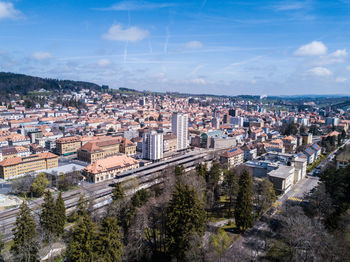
(255, 178), (276, 217)
(234, 170), (254, 232)
(96, 217), (123, 262)
(196, 163), (208, 178)
(175, 165), (185, 177)
(112, 183), (125, 202)
(30, 173), (49, 197)
(223, 169), (239, 217)
(320, 165), (350, 228)
(206, 162), (221, 188)
(40, 190), (56, 238)
(66, 214), (98, 262)
(55, 191), (66, 236)
(131, 189), (150, 208)
(77, 195), (88, 217)
(166, 183), (206, 260)
(0, 232), (3, 259)
(11, 201), (39, 262)
(206, 162), (221, 203)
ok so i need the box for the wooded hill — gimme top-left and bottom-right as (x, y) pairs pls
(0, 72), (107, 96)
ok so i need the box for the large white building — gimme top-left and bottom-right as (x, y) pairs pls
(142, 130), (163, 160)
(172, 112), (188, 151)
(230, 116), (244, 127)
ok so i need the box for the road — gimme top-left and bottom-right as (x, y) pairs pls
(0, 148), (216, 241)
(224, 141), (350, 260)
(225, 175), (320, 260)
(278, 175), (319, 203)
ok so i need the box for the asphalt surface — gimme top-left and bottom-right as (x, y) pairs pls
(224, 141), (350, 260)
(225, 175), (320, 260)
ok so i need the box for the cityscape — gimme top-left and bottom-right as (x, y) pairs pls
(0, 0), (350, 262)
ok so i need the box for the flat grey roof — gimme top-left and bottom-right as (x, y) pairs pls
(268, 165), (294, 179)
(38, 163), (85, 175)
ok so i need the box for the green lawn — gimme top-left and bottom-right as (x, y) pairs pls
(207, 195), (234, 222)
(221, 220), (236, 231)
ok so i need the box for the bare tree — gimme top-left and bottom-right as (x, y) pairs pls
(178, 172), (206, 203)
(304, 184), (334, 222)
(123, 205), (150, 261)
(11, 175), (35, 196)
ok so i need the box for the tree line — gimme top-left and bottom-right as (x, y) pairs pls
(265, 160), (350, 261)
(1, 160), (277, 261)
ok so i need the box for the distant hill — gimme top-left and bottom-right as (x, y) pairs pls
(0, 72), (107, 96)
(331, 99), (350, 110)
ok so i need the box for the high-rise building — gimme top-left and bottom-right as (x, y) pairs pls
(172, 113), (188, 151)
(230, 116), (244, 127)
(142, 130), (163, 160)
(325, 117), (340, 126)
(212, 117), (220, 129)
(139, 97), (146, 106)
(229, 109), (238, 117)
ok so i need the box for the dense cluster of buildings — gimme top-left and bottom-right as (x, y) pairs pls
(0, 90), (349, 191)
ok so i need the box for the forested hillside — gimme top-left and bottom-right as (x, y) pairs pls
(0, 72), (107, 96)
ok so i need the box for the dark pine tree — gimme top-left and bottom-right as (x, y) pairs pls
(66, 214), (98, 261)
(165, 182), (206, 260)
(11, 201), (39, 262)
(196, 163), (208, 178)
(40, 190), (56, 238)
(112, 183), (125, 202)
(234, 170), (254, 232)
(96, 217), (123, 262)
(76, 194), (88, 217)
(223, 169), (239, 217)
(55, 191), (66, 236)
(175, 165), (185, 177)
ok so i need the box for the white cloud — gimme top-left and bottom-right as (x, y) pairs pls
(32, 51), (53, 60)
(0, 1), (21, 20)
(97, 58), (112, 67)
(274, 1), (309, 11)
(307, 67), (332, 77)
(183, 78), (206, 85)
(331, 49), (347, 58)
(335, 77), (348, 83)
(311, 49), (347, 66)
(184, 41), (203, 49)
(294, 41), (328, 56)
(103, 24), (149, 42)
(99, 1), (175, 11)
(148, 72), (168, 83)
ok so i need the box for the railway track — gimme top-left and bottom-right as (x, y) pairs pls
(0, 150), (215, 241)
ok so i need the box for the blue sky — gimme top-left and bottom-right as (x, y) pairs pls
(1, 0), (350, 95)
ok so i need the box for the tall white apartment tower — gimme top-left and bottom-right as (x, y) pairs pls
(172, 112), (188, 151)
(142, 130), (163, 160)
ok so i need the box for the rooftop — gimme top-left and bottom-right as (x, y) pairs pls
(268, 165), (294, 179)
(83, 154), (139, 174)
